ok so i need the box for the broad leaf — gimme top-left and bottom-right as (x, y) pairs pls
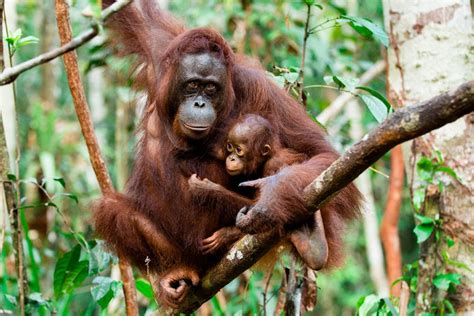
(54, 245), (89, 299)
(340, 15), (389, 47)
(91, 276), (122, 309)
(358, 294), (381, 316)
(433, 273), (461, 291)
(356, 86), (391, 109)
(136, 278), (154, 299)
(53, 177), (66, 188)
(416, 157), (434, 182)
(359, 94), (388, 123)
(414, 223), (434, 243)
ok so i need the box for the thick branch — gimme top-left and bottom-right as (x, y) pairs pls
(0, 0), (132, 86)
(54, 1), (138, 315)
(176, 80), (474, 313)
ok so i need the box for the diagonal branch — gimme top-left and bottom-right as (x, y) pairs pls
(173, 80), (474, 313)
(0, 0), (132, 86)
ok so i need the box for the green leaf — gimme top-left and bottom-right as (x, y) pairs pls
(53, 177), (66, 188)
(445, 237), (455, 248)
(413, 188), (425, 211)
(359, 94), (388, 123)
(63, 193), (79, 204)
(7, 174), (17, 181)
(313, 3), (323, 10)
(416, 157), (434, 182)
(89, 240), (114, 275)
(304, 0), (315, 5)
(340, 15), (389, 47)
(136, 278), (154, 299)
(54, 245), (89, 299)
(91, 277), (121, 309)
(268, 73), (285, 88)
(28, 293), (52, 310)
(444, 299), (455, 313)
(4, 294), (17, 306)
(356, 86), (391, 109)
(433, 273), (461, 291)
(333, 75), (346, 89)
(323, 75), (334, 85)
(358, 294), (380, 316)
(16, 35), (39, 48)
(435, 166), (458, 180)
(283, 72), (299, 84)
(383, 297), (399, 316)
(211, 296), (224, 314)
(415, 214), (435, 225)
(414, 223), (434, 243)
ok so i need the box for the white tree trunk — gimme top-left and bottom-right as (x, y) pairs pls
(0, 0), (17, 174)
(347, 100), (390, 297)
(383, 0), (473, 313)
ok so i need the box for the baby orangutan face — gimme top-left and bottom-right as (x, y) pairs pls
(225, 121), (272, 176)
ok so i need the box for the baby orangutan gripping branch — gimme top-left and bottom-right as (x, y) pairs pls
(189, 114), (329, 270)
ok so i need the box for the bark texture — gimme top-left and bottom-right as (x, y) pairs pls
(383, 0), (474, 313)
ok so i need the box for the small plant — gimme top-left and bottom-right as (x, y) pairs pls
(5, 28), (39, 56)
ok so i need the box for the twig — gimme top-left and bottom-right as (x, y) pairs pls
(380, 145), (404, 296)
(0, 0), (133, 86)
(173, 80), (474, 313)
(399, 281), (410, 316)
(5, 182), (27, 316)
(54, 1), (138, 315)
(298, 3), (311, 106)
(284, 258), (302, 316)
(316, 60), (386, 125)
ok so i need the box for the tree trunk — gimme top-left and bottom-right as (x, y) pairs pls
(347, 100), (389, 296)
(383, 0), (474, 313)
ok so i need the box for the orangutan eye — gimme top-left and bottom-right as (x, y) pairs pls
(205, 83), (216, 95)
(186, 81), (199, 93)
(235, 146), (244, 157)
(226, 142), (233, 152)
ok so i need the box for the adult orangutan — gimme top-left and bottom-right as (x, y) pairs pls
(94, 0), (361, 308)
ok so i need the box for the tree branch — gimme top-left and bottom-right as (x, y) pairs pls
(173, 80), (474, 313)
(54, 1), (138, 315)
(0, 0), (133, 86)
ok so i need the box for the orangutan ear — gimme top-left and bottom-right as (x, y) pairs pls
(262, 144), (272, 156)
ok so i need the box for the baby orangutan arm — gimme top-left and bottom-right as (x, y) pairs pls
(188, 174), (253, 206)
(188, 174), (248, 254)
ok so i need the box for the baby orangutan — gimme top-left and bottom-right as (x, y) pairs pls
(189, 114), (328, 270)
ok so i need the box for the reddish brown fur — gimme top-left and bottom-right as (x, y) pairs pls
(95, 0), (361, 307)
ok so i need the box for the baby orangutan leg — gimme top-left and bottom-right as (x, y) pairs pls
(289, 211), (328, 270)
(156, 266), (200, 308)
(202, 227), (243, 254)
